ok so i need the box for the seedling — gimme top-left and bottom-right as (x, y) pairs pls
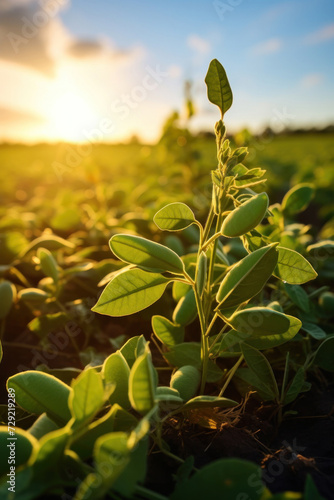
(93, 59), (317, 399)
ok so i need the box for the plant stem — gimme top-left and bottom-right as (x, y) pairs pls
(208, 322), (229, 354)
(155, 421), (185, 465)
(202, 205), (215, 242)
(193, 285), (208, 394)
(201, 232), (222, 252)
(219, 355), (244, 397)
(205, 312), (218, 337)
(206, 211), (223, 301)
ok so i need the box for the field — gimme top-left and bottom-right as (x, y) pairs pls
(1, 85), (334, 499)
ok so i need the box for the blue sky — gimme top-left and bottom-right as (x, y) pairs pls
(0, 0), (333, 142)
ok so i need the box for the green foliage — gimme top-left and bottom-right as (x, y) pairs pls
(216, 243), (278, 309)
(205, 59), (233, 117)
(171, 458), (265, 500)
(128, 347), (157, 415)
(92, 268), (172, 316)
(154, 202), (196, 231)
(102, 351), (131, 409)
(0, 57), (329, 500)
(282, 183), (314, 215)
(275, 247), (317, 284)
(170, 365), (201, 401)
(7, 371), (72, 425)
(110, 233), (184, 273)
(0, 281), (15, 319)
(152, 315), (185, 346)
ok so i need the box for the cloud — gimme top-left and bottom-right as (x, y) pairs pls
(304, 23), (334, 45)
(301, 73), (324, 88)
(0, 106), (45, 124)
(0, 1), (59, 76)
(67, 40), (105, 58)
(251, 38), (282, 55)
(0, 0), (139, 76)
(187, 35), (211, 55)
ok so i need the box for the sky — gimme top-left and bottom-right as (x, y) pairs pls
(0, 0), (333, 143)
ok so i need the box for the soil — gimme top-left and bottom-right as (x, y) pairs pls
(146, 379), (334, 499)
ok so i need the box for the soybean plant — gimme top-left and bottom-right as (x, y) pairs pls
(93, 59), (317, 400)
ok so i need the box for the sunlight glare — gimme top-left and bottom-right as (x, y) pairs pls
(48, 92), (97, 142)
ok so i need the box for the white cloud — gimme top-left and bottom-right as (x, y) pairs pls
(304, 23), (334, 44)
(301, 73), (324, 88)
(251, 38), (282, 55)
(0, 0), (139, 76)
(187, 35), (211, 55)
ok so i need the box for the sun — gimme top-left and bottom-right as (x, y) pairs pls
(48, 92), (97, 142)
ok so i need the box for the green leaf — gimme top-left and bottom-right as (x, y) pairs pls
(155, 386), (184, 404)
(170, 365), (201, 401)
(89, 432), (130, 497)
(18, 288), (49, 303)
(304, 474), (326, 500)
(173, 288), (197, 326)
(152, 315), (185, 346)
(235, 367), (276, 401)
(314, 336), (334, 372)
(302, 322), (327, 340)
(171, 458), (264, 500)
(283, 367), (306, 405)
(282, 184), (314, 214)
(182, 395), (238, 410)
(129, 349), (156, 415)
(172, 280), (191, 301)
(71, 405), (137, 460)
(285, 284), (310, 312)
(246, 315), (301, 350)
(28, 312), (68, 338)
(241, 344), (279, 399)
(92, 268), (172, 317)
(110, 234), (184, 274)
(216, 244), (278, 309)
(163, 342), (224, 382)
(32, 425), (72, 474)
(0, 280), (15, 319)
(154, 202), (196, 231)
(7, 371), (72, 425)
(69, 368), (105, 427)
(0, 427), (37, 476)
(307, 240), (334, 259)
(227, 307), (290, 336)
(37, 247), (59, 283)
(274, 246), (317, 284)
(113, 437), (149, 497)
(28, 413), (59, 440)
(20, 234), (74, 257)
(205, 59), (233, 117)
(103, 351), (131, 409)
(120, 336), (142, 368)
(221, 193), (269, 238)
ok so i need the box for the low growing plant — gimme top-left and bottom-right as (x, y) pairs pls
(1, 59), (330, 500)
(93, 59), (318, 403)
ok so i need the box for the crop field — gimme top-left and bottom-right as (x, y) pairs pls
(0, 58), (334, 500)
